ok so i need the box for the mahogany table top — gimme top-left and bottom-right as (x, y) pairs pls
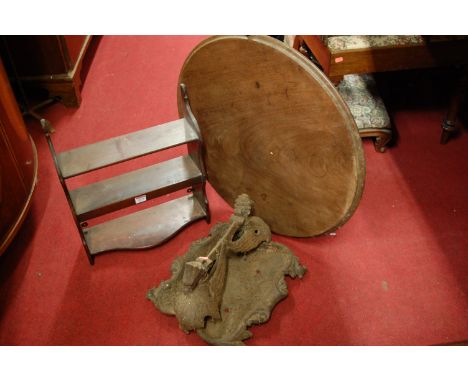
(178, 36), (365, 237)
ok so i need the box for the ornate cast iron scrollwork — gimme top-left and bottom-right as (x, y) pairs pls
(147, 194), (306, 345)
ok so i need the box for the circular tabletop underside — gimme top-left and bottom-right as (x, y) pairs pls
(178, 35), (365, 237)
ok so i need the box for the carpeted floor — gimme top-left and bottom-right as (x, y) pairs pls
(0, 36), (467, 345)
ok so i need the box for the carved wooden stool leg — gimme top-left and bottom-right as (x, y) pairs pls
(374, 131), (393, 153)
(358, 128), (393, 153)
(441, 67), (468, 144)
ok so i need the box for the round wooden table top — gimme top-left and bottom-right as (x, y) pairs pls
(178, 36), (365, 237)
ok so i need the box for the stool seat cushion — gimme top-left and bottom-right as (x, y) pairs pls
(324, 35), (424, 53)
(337, 74), (390, 130)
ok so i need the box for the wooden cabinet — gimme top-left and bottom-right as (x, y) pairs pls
(1, 36), (91, 107)
(0, 58), (38, 255)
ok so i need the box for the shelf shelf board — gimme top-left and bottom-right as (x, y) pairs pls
(57, 118), (198, 179)
(83, 194), (206, 255)
(69, 155), (202, 221)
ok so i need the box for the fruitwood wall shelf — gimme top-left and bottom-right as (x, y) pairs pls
(46, 84), (210, 265)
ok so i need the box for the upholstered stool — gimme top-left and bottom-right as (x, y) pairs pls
(293, 35), (468, 145)
(337, 73), (392, 152)
(324, 35), (424, 52)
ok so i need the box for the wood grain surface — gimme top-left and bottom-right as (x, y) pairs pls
(178, 36), (365, 237)
(84, 195), (206, 255)
(69, 155), (202, 220)
(57, 118), (198, 178)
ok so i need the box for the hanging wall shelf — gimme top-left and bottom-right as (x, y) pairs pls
(46, 84), (210, 265)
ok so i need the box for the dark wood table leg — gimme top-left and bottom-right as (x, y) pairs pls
(441, 67), (468, 144)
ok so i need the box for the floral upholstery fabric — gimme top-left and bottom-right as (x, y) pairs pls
(337, 74), (390, 130)
(325, 35), (424, 53)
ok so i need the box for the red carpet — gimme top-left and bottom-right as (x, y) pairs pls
(0, 36), (467, 345)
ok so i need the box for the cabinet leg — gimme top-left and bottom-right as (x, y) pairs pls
(43, 75), (82, 108)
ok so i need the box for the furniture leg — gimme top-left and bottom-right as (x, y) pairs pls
(441, 67), (468, 144)
(359, 128), (393, 153)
